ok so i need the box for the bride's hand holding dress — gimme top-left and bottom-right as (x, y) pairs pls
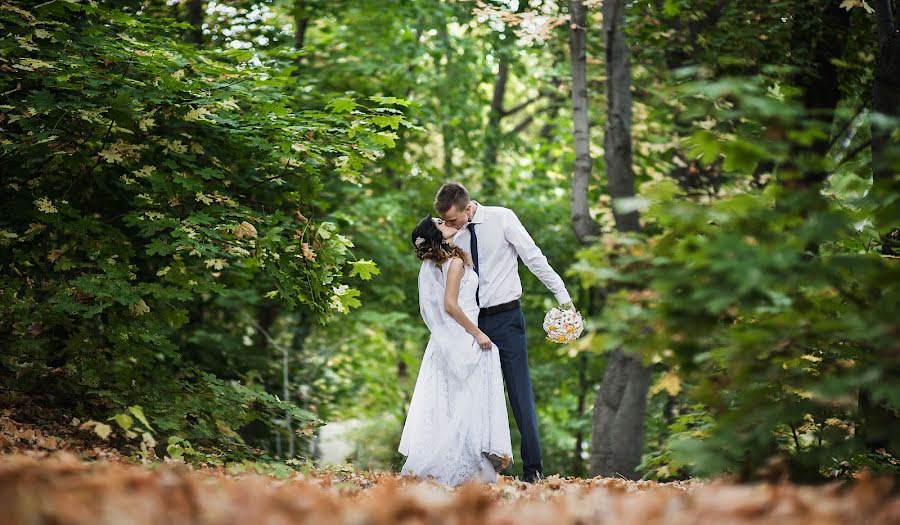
(443, 257), (492, 351)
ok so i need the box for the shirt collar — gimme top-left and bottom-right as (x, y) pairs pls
(469, 200), (485, 224)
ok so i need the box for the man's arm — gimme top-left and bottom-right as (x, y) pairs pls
(502, 209), (572, 305)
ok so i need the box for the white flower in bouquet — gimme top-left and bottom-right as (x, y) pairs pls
(543, 307), (584, 344)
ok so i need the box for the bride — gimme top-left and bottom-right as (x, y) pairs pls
(398, 215), (513, 486)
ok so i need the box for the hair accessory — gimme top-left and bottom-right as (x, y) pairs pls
(415, 236), (425, 246)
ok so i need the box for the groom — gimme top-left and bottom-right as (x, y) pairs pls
(435, 182), (573, 483)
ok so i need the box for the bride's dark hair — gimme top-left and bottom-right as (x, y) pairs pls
(411, 216), (470, 266)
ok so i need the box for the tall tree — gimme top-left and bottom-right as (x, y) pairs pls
(601, 0), (639, 234)
(872, 0), (900, 189)
(186, 0), (204, 47)
(786, 1), (851, 188)
(294, 0), (313, 51)
(859, 0), (900, 452)
(481, 2), (540, 195)
(590, 0), (650, 480)
(569, 0), (600, 244)
(567, 0), (650, 479)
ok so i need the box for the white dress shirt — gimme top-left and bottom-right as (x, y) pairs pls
(452, 201), (572, 308)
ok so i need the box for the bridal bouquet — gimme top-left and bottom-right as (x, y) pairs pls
(543, 307), (584, 344)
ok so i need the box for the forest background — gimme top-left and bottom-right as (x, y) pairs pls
(1, 0), (898, 483)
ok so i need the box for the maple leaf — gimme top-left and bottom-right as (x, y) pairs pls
(329, 284), (361, 313)
(98, 149), (123, 164)
(138, 116), (156, 131)
(218, 97), (240, 110)
(840, 0), (874, 13)
(34, 197), (57, 214)
(350, 259), (380, 280)
(327, 97), (357, 113)
(1, 3), (35, 20)
(128, 298), (150, 316)
(369, 95), (411, 106)
(14, 58), (55, 71)
(650, 370), (682, 396)
(234, 221), (258, 239)
(185, 106), (214, 122)
(204, 258), (227, 270)
(371, 114), (402, 129)
(301, 242), (317, 260)
(161, 139), (187, 154)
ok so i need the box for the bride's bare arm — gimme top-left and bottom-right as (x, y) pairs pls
(444, 257), (492, 349)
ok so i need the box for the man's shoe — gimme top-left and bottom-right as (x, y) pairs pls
(522, 472), (543, 484)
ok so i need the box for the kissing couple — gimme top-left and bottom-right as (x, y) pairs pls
(398, 182), (574, 486)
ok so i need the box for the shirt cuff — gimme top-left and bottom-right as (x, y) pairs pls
(554, 289), (572, 305)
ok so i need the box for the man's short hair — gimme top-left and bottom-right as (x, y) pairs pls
(434, 182), (470, 213)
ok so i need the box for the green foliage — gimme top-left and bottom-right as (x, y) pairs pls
(575, 78), (899, 480)
(2, 0), (896, 483)
(0, 1), (405, 458)
(640, 403), (714, 481)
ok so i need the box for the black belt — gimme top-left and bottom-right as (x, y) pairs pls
(479, 299), (520, 316)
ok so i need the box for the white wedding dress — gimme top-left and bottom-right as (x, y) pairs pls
(398, 259), (513, 486)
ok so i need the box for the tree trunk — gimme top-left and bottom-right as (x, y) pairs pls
(872, 0), (900, 189)
(439, 23), (456, 178)
(481, 2), (529, 196)
(590, 349), (653, 478)
(784, 1), (850, 188)
(295, 5), (311, 51)
(602, 0), (639, 234)
(775, 2), (851, 258)
(569, 0), (600, 244)
(482, 57), (510, 196)
(572, 353), (590, 478)
(256, 302), (280, 355)
(860, 1), (900, 450)
(187, 0), (204, 47)
(588, 0), (651, 480)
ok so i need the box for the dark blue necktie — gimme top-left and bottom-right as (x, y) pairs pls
(468, 223), (480, 306)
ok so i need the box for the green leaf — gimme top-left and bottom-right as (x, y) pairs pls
(146, 238), (172, 256)
(370, 131), (398, 148)
(369, 95), (410, 107)
(350, 259), (380, 280)
(128, 405), (154, 432)
(370, 114), (402, 129)
(111, 413), (133, 430)
(326, 97), (357, 113)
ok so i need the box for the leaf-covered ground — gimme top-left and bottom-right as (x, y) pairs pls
(2, 412), (899, 525)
